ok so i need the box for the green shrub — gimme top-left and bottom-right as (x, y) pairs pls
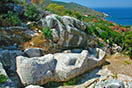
(73, 11), (82, 20)
(63, 76), (81, 86)
(47, 3), (66, 16)
(0, 11), (21, 26)
(124, 60), (131, 65)
(41, 27), (52, 39)
(64, 10), (72, 15)
(44, 81), (63, 88)
(124, 31), (132, 58)
(86, 25), (94, 34)
(56, 16), (61, 21)
(24, 4), (40, 21)
(97, 41), (105, 47)
(125, 31), (132, 49)
(0, 74), (7, 84)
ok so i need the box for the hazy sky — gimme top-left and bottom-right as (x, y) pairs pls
(53, 0), (132, 8)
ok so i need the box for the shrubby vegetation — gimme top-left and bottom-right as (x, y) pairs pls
(46, 3), (82, 19)
(0, 74), (7, 84)
(24, 4), (40, 21)
(47, 3), (66, 16)
(0, 11), (21, 26)
(124, 31), (132, 58)
(41, 27), (52, 39)
(0, 0), (131, 58)
(44, 76), (82, 87)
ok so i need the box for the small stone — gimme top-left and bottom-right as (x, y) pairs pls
(95, 79), (125, 88)
(24, 48), (45, 57)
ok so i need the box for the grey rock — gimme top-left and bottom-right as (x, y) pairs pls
(0, 50), (23, 72)
(24, 48), (45, 57)
(95, 79), (125, 88)
(112, 44), (122, 53)
(25, 85), (44, 88)
(40, 14), (89, 49)
(117, 74), (132, 82)
(0, 26), (37, 49)
(16, 54), (57, 85)
(0, 62), (16, 88)
(51, 28), (59, 43)
(71, 49), (83, 53)
(61, 16), (87, 31)
(63, 50), (72, 53)
(127, 82), (132, 88)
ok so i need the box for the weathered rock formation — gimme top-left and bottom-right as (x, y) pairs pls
(0, 26), (38, 49)
(40, 14), (96, 50)
(16, 48), (105, 86)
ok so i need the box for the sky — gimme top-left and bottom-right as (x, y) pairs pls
(53, 0), (132, 8)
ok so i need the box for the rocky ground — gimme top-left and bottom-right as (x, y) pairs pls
(58, 53), (132, 88)
(106, 53), (132, 77)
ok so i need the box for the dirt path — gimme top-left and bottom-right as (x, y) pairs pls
(104, 53), (132, 77)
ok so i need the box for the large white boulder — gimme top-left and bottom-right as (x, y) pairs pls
(16, 48), (105, 85)
(54, 48), (105, 81)
(16, 54), (56, 85)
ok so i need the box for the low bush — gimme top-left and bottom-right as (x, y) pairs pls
(124, 31), (132, 58)
(0, 74), (7, 84)
(41, 27), (52, 39)
(0, 11), (21, 26)
(24, 4), (40, 21)
(63, 76), (82, 86)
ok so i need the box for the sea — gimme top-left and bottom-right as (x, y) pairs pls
(93, 8), (132, 26)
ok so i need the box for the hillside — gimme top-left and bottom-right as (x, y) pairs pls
(52, 1), (104, 16)
(0, 0), (132, 88)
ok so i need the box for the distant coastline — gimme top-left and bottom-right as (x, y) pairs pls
(93, 7), (132, 25)
(103, 12), (109, 17)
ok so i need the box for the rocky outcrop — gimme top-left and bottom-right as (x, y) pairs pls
(95, 79), (125, 88)
(112, 44), (122, 53)
(0, 26), (38, 49)
(59, 67), (132, 88)
(0, 62), (16, 88)
(16, 48), (105, 86)
(54, 48), (105, 82)
(40, 14), (92, 50)
(24, 48), (45, 57)
(0, 50), (23, 72)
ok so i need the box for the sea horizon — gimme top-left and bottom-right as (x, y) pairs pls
(93, 7), (132, 26)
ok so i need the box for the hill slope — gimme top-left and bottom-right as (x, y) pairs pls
(52, 1), (104, 16)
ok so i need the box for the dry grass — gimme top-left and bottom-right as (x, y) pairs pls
(22, 33), (51, 53)
(104, 54), (132, 77)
